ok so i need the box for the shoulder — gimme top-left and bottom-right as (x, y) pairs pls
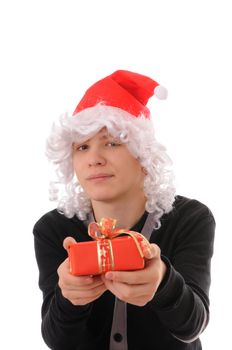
(156, 195), (215, 258)
(159, 195), (216, 237)
(172, 195), (215, 221)
(33, 209), (88, 242)
(33, 209), (76, 230)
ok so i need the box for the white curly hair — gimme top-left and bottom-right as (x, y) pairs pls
(46, 104), (176, 229)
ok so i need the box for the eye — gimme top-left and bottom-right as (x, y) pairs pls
(106, 140), (122, 147)
(73, 143), (89, 151)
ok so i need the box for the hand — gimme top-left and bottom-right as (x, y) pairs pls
(101, 243), (167, 306)
(57, 237), (107, 306)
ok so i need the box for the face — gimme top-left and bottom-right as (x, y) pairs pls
(72, 128), (145, 205)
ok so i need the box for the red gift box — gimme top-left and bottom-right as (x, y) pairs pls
(68, 218), (147, 276)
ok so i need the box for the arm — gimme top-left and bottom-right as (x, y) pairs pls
(102, 209), (215, 343)
(33, 219), (106, 350)
(150, 212), (215, 342)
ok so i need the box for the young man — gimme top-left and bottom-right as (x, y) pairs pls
(33, 70), (215, 350)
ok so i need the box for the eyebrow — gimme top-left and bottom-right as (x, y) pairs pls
(99, 133), (110, 140)
(72, 132), (115, 147)
(98, 131), (116, 140)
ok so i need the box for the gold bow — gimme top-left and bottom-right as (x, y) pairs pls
(88, 218), (149, 273)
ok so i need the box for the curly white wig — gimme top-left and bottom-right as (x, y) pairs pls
(46, 104), (176, 229)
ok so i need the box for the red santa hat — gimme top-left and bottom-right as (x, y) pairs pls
(73, 70), (167, 118)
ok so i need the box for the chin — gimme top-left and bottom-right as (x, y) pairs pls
(90, 195), (114, 202)
(87, 190), (117, 203)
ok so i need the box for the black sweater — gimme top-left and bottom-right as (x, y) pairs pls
(33, 195), (215, 350)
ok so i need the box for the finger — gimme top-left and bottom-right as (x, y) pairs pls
(58, 257), (72, 276)
(63, 236), (77, 251)
(104, 270), (147, 285)
(104, 258), (157, 285)
(143, 243), (160, 260)
(70, 288), (107, 306)
(103, 279), (154, 305)
(67, 276), (106, 291)
(59, 274), (93, 291)
(62, 283), (107, 300)
(58, 260), (94, 286)
(59, 266), (104, 289)
(140, 239), (152, 257)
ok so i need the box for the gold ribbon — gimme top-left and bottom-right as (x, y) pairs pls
(88, 218), (149, 273)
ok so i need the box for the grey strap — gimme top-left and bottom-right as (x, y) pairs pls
(109, 298), (128, 350)
(109, 212), (155, 350)
(83, 212), (156, 350)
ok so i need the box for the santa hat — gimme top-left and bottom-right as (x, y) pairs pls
(73, 70), (167, 118)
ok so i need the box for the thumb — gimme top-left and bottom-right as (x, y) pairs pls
(63, 236), (77, 252)
(143, 243), (160, 260)
(144, 243), (161, 260)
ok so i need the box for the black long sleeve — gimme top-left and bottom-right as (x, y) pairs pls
(154, 200), (214, 335)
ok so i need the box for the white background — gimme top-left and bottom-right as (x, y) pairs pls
(0, 1), (231, 349)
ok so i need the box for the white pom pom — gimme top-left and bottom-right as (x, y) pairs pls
(154, 85), (168, 100)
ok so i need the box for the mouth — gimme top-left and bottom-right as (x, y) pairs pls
(86, 174), (114, 181)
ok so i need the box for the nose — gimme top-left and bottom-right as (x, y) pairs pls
(88, 147), (106, 167)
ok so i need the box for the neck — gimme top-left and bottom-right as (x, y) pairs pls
(91, 196), (146, 229)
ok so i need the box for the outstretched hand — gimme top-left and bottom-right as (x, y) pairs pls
(57, 237), (107, 306)
(101, 243), (167, 306)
